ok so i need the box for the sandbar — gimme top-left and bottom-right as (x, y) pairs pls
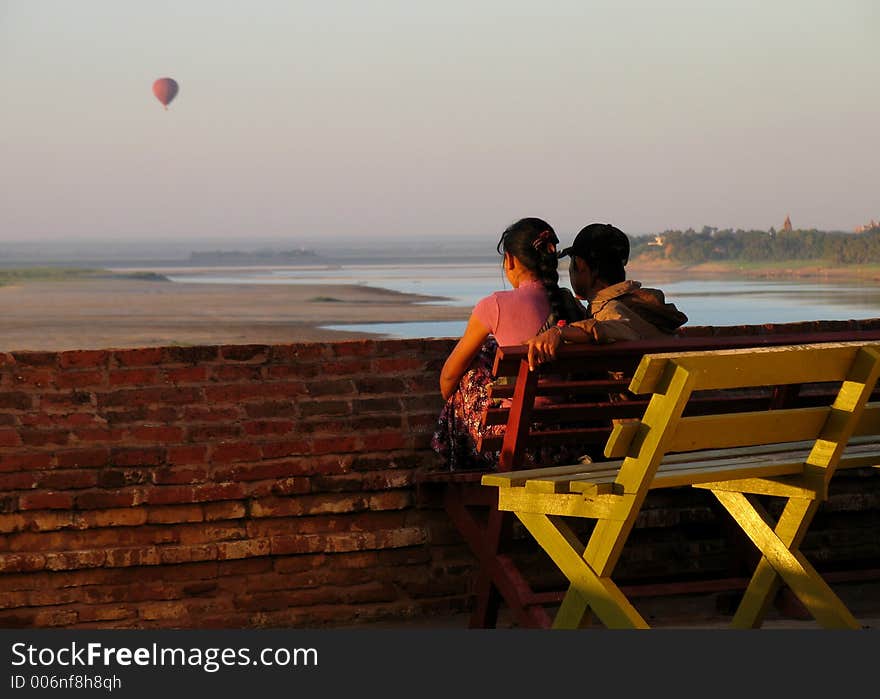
(0, 278), (470, 352)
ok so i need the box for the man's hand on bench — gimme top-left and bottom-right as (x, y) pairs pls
(525, 326), (563, 371)
(524, 322), (599, 371)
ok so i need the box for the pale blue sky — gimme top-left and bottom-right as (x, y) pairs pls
(1, 0), (877, 244)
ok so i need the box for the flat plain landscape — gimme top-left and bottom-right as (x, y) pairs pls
(3, 256), (880, 352)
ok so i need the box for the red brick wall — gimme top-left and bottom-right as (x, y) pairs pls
(2, 319), (880, 628)
(0, 340), (470, 628)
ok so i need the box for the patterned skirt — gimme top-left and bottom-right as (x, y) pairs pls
(430, 339), (502, 472)
(430, 338), (591, 472)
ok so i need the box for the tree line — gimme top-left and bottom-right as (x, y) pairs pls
(632, 226), (880, 265)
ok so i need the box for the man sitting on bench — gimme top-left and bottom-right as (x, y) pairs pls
(525, 223), (688, 371)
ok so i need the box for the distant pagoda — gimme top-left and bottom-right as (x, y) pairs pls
(782, 215), (792, 232)
(855, 219), (879, 233)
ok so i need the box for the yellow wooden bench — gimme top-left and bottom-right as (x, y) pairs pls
(481, 341), (880, 628)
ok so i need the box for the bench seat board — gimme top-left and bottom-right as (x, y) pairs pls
(483, 437), (880, 495)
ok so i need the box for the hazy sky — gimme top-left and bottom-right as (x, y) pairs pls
(1, 0), (877, 244)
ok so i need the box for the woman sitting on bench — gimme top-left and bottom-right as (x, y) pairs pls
(432, 217), (586, 471)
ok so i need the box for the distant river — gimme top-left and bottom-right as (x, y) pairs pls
(164, 263), (880, 339)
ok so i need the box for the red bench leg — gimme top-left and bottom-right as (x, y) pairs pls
(469, 509), (507, 628)
(443, 487), (553, 628)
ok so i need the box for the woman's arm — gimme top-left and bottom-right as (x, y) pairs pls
(439, 315), (491, 400)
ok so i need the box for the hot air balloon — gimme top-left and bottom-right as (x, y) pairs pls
(152, 77), (179, 110)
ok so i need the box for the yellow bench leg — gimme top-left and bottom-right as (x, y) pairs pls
(729, 495), (814, 627)
(516, 512), (649, 629)
(555, 588), (593, 629)
(714, 491), (860, 629)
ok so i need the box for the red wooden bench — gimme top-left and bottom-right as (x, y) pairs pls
(417, 326), (880, 628)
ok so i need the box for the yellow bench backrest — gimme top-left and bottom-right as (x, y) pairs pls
(604, 341), (880, 496)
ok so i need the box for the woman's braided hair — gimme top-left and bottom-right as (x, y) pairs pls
(497, 217), (586, 323)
